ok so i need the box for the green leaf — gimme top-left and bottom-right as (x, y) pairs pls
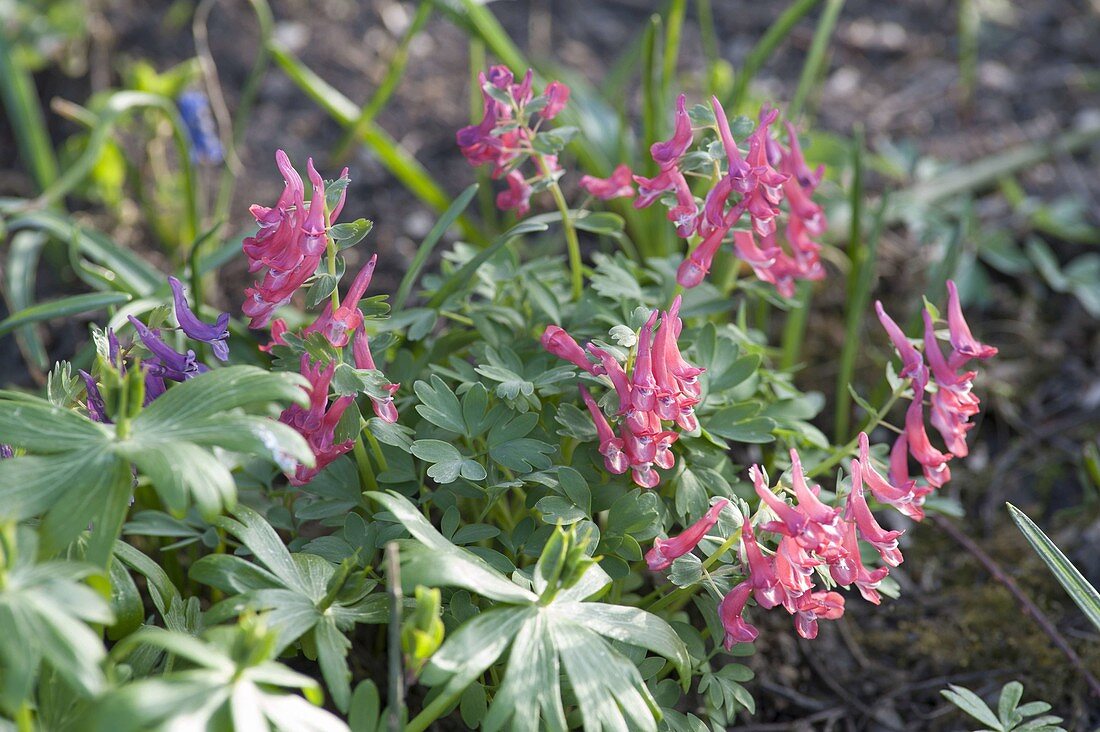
(413, 376), (465, 433)
(0, 449), (109, 520)
(709, 353), (760, 393)
(395, 183), (478, 311)
(330, 218), (373, 250)
(348, 679), (381, 732)
(306, 273), (340, 309)
(574, 212), (624, 235)
(998, 681), (1023, 727)
(402, 545), (535, 604)
(941, 684), (1002, 730)
(0, 292), (131, 338)
(0, 393), (110, 452)
(134, 367), (309, 431)
(315, 616), (353, 712)
(411, 439), (485, 484)
(1007, 503), (1100, 634)
(118, 441), (235, 518)
(427, 221), (547, 308)
(551, 602), (690, 684)
(706, 416), (776, 444)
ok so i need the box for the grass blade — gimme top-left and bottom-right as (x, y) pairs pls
(726, 0), (821, 111)
(3, 231), (50, 371)
(0, 33), (59, 190)
(268, 43), (485, 245)
(833, 127), (867, 439)
(395, 183), (479, 311)
(330, 0), (433, 164)
(662, 0), (688, 104)
(0, 292), (132, 338)
(1007, 503), (1100, 634)
(789, 0), (845, 120)
(426, 221), (548, 309)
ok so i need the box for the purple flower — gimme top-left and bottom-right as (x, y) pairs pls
(127, 315), (207, 382)
(0, 444), (13, 459)
(79, 370), (110, 423)
(177, 90), (223, 164)
(169, 276), (230, 361)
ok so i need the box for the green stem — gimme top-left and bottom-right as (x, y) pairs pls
(15, 702), (33, 732)
(353, 435), (378, 492)
(545, 173), (584, 301)
(364, 429), (389, 472)
(808, 379), (907, 480)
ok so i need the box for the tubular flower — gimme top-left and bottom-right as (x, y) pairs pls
(945, 280), (998, 367)
(845, 460), (904, 567)
(645, 499), (729, 571)
(541, 325), (601, 374)
(352, 325), (400, 423)
(630, 93), (827, 295)
(719, 583), (759, 648)
(242, 151), (348, 328)
(79, 370), (109, 423)
(579, 164), (635, 200)
(547, 303), (703, 488)
(280, 356), (355, 486)
(857, 432), (929, 521)
(456, 66), (571, 216)
(168, 276), (230, 361)
(127, 316), (206, 382)
(792, 591), (845, 640)
(875, 301), (927, 382)
(924, 309), (980, 456)
(305, 255), (378, 348)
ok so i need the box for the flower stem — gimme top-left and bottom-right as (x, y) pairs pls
(547, 176), (584, 301)
(805, 380), (909, 480)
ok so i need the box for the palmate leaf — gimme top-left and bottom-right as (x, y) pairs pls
(0, 527), (112, 713)
(96, 624), (349, 732)
(190, 505), (386, 713)
(368, 491), (691, 732)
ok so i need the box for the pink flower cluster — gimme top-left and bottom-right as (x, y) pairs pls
(456, 66), (570, 216)
(242, 151), (348, 329)
(875, 280), (998, 518)
(542, 295), (704, 488)
(579, 96), (827, 296)
(648, 446), (908, 644)
(244, 152), (400, 484)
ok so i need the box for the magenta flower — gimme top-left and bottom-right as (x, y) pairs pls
(645, 499), (729, 571)
(281, 356), (355, 485)
(541, 325), (599, 374)
(904, 375), (952, 488)
(676, 226), (726, 288)
(305, 254), (378, 348)
(857, 432), (928, 522)
(541, 81), (570, 120)
(630, 311), (659, 412)
(579, 164), (635, 200)
(755, 454), (844, 558)
(791, 590), (844, 640)
(168, 276), (230, 361)
(579, 386), (628, 475)
(924, 309), (980, 456)
(496, 171), (532, 216)
(845, 460), (904, 567)
(650, 94), (694, 170)
(719, 582), (759, 647)
(946, 280), (998, 368)
(741, 516), (788, 610)
(875, 301), (927, 382)
(352, 326), (400, 424)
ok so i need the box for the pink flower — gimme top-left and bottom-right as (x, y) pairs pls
(646, 499), (729, 570)
(579, 164), (635, 200)
(496, 170), (532, 216)
(541, 81), (570, 120)
(741, 516), (788, 609)
(719, 582), (759, 647)
(541, 325), (600, 374)
(304, 254), (378, 348)
(791, 591), (844, 640)
(857, 432), (928, 522)
(586, 345), (632, 414)
(904, 374), (952, 488)
(945, 280), (998, 368)
(677, 226), (726, 288)
(281, 356), (355, 485)
(845, 460), (904, 567)
(352, 326), (400, 423)
(833, 520), (889, 605)
(630, 311), (659, 412)
(650, 94), (694, 170)
(755, 454), (844, 559)
(924, 309), (980, 456)
(875, 301), (927, 382)
(580, 386), (628, 475)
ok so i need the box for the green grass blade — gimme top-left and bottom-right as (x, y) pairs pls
(641, 15), (663, 164)
(3, 231), (50, 370)
(395, 183), (479, 311)
(330, 0), (433, 164)
(0, 292), (132, 338)
(427, 221), (548, 309)
(0, 33), (59, 190)
(726, 0), (821, 111)
(7, 211), (163, 295)
(662, 0), (688, 104)
(789, 0), (845, 120)
(1007, 503), (1100, 634)
(696, 0), (721, 96)
(957, 0), (979, 107)
(452, 0), (527, 72)
(833, 127), (867, 439)
(268, 43), (485, 245)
